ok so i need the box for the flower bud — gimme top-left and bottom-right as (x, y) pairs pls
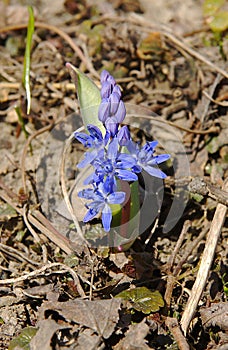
(115, 100), (126, 123)
(110, 92), (121, 115)
(98, 99), (111, 123)
(117, 126), (130, 146)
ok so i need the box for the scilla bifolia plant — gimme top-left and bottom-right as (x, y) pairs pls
(67, 64), (170, 249)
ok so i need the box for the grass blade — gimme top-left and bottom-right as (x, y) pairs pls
(23, 6), (34, 115)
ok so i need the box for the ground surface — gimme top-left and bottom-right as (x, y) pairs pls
(0, 1), (228, 349)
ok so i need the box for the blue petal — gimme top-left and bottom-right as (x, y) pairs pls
(87, 124), (103, 142)
(74, 132), (92, 147)
(115, 169), (138, 181)
(101, 204), (112, 231)
(78, 188), (95, 200)
(147, 154), (170, 165)
(87, 200), (104, 210)
(107, 137), (119, 160)
(117, 153), (136, 168)
(113, 85), (121, 97)
(103, 177), (115, 194)
(126, 140), (138, 155)
(142, 165), (167, 179)
(132, 165), (141, 173)
(143, 141), (158, 152)
(83, 208), (98, 222)
(107, 191), (125, 205)
(77, 149), (98, 168)
(107, 75), (116, 87)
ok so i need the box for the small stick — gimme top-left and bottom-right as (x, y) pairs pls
(180, 179), (228, 335)
(0, 242), (40, 267)
(166, 317), (190, 350)
(203, 90), (228, 107)
(0, 262), (86, 298)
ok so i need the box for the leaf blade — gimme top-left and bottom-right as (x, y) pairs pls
(23, 6), (34, 115)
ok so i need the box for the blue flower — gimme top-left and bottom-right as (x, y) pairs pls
(127, 140), (170, 179)
(74, 124), (109, 168)
(93, 137), (138, 182)
(78, 178), (126, 231)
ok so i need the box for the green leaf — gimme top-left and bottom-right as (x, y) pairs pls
(66, 63), (105, 132)
(8, 327), (38, 350)
(203, 0), (225, 16)
(23, 6), (34, 115)
(116, 286), (164, 314)
(209, 11), (228, 32)
(190, 193), (204, 202)
(206, 136), (219, 154)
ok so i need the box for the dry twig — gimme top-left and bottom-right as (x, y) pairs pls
(0, 262), (86, 298)
(0, 242), (40, 267)
(166, 317), (190, 350)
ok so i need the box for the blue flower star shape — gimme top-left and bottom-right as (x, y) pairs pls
(78, 178), (126, 232)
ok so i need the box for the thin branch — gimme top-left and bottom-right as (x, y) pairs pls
(0, 262), (86, 298)
(0, 242), (40, 267)
(166, 317), (190, 350)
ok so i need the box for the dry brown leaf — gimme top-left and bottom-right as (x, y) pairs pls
(39, 298), (122, 339)
(76, 328), (101, 350)
(200, 302), (228, 331)
(113, 320), (150, 350)
(30, 319), (67, 350)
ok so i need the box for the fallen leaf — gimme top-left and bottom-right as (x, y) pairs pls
(76, 328), (101, 350)
(39, 298), (121, 339)
(30, 319), (67, 350)
(200, 302), (228, 331)
(113, 320), (150, 350)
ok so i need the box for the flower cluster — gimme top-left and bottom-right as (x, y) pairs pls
(75, 70), (170, 232)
